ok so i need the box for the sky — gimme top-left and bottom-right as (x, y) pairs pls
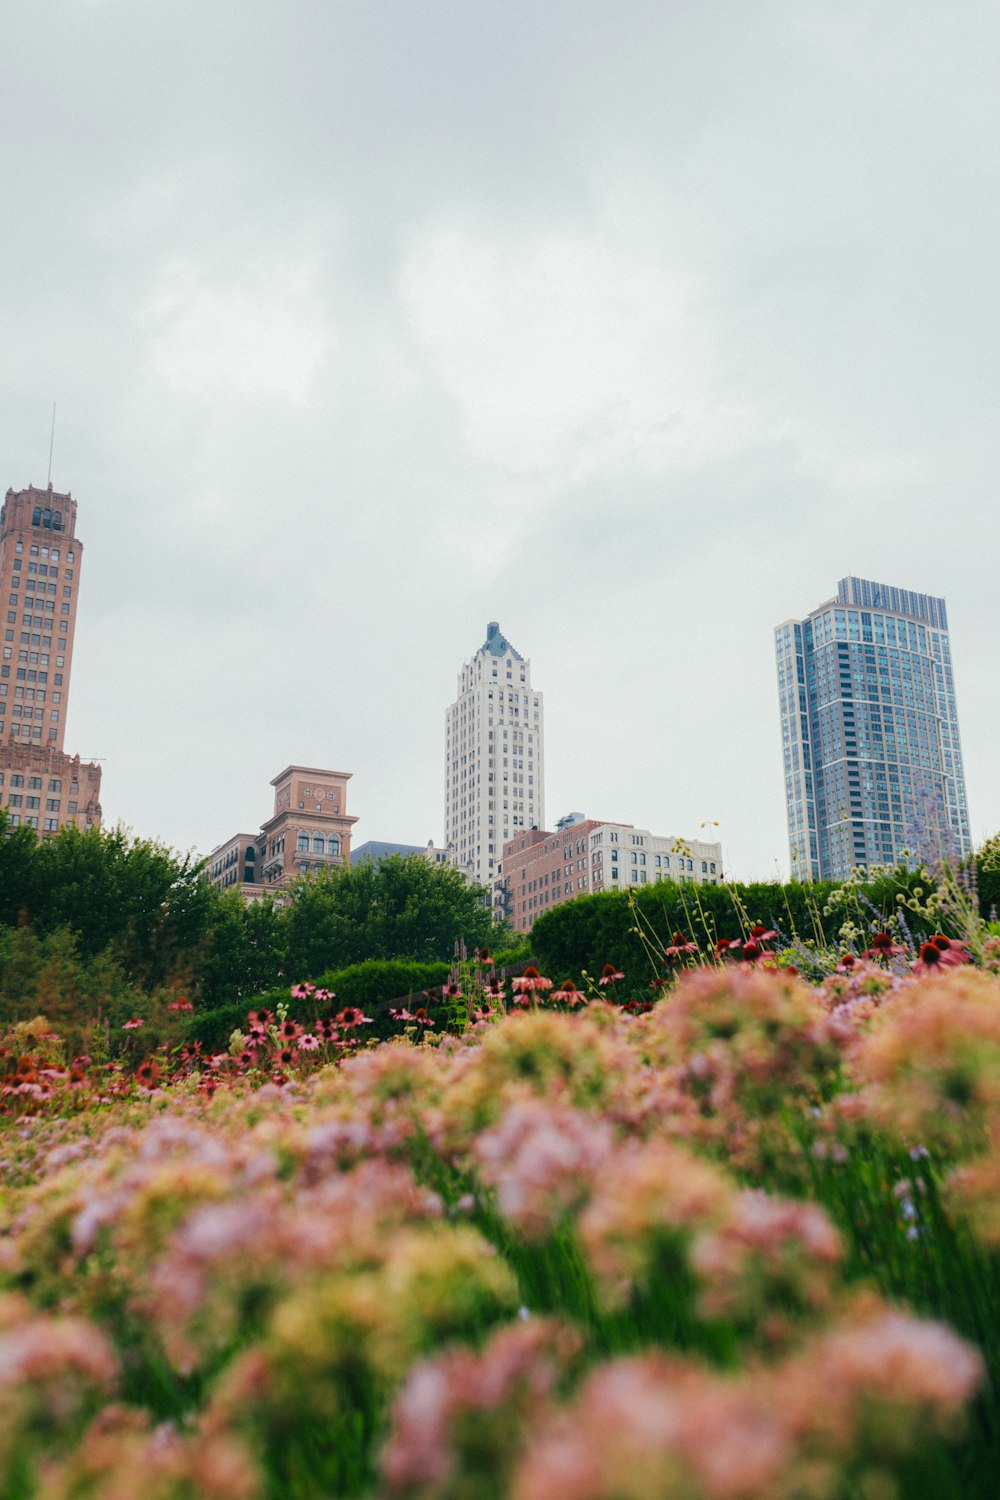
(2, 0), (998, 880)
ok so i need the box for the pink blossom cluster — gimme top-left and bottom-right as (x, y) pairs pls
(0, 964), (997, 1495)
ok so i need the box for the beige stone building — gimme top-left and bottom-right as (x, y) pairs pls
(444, 622), (545, 894)
(208, 765), (358, 899)
(0, 483), (102, 831)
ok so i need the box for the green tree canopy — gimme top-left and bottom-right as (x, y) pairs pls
(0, 814), (222, 988)
(281, 854), (499, 978)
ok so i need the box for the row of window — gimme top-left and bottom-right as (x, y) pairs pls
(0, 774), (71, 791)
(4, 813), (91, 830)
(9, 539), (75, 560)
(296, 833), (341, 855)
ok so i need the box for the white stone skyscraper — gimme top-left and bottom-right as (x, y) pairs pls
(444, 622), (545, 892)
(775, 576), (971, 882)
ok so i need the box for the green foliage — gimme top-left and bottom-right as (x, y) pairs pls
(191, 960), (454, 1052)
(531, 868), (939, 985)
(977, 833), (1000, 871)
(976, 834), (1000, 920)
(189, 987), (291, 1052)
(282, 854), (498, 976)
(197, 890), (287, 1008)
(0, 813), (37, 924)
(315, 957), (451, 1009)
(0, 813), (221, 989)
(0, 924), (137, 1027)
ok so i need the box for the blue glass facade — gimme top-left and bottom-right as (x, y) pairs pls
(775, 577), (970, 882)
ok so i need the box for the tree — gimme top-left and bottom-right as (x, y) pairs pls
(282, 854), (498, 979)
(976, 833), (1000, 920)
(0, 811), (39, 926)
(199, 890), (287, 1008)
(1, 821), (223, 989)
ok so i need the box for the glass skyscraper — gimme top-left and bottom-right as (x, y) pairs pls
(775, 576), (970, 882)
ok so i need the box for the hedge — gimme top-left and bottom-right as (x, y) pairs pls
(529, 869), (947, 991)
(189, 960), (453, 1052)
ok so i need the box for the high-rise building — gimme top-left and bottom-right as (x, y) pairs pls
(444, 622), (545, 891)
(0, 484), (102, 832)
(775, 576), (970, 882)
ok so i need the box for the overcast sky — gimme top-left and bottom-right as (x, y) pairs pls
(3, 1), (998, 879)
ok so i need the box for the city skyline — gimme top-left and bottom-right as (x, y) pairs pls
(0, 481), (989, 885)
(2, 5), (999, 875)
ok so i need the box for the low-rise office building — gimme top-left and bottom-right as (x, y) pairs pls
(208, 765), (358, 899)
(501, 811), (723, 932)
(352, 839), (449, 866)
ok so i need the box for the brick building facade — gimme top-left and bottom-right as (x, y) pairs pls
(0, 483), (102, 831)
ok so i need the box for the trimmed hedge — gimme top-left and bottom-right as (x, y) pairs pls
(189, 960), (453, 1052)
(314, 958), (451, 1009)
(530, 869), (943, 990)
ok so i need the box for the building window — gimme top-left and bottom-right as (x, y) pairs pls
(296, 832), (309, 852)
(327, 836), (340, 856)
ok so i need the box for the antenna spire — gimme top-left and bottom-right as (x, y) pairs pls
(47, 403), (56, 487)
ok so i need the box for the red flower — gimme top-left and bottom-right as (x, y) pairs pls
(864, 931), (905, 960)
(552, 979), (584, 1006)
(663, 935), (697, 959)
(835, 954), (857, 973)
(598, 963), (624, 984)
(748, 925), (777, 943)
(336, 1007), (373, 1028)
(136, 1058), (160, 1089)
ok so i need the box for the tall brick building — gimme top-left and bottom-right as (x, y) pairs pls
(0, 483), (102, 831)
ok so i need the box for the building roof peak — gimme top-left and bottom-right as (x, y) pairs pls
(480, 621), (523, 660)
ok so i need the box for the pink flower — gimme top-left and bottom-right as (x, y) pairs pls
(512, 967), (554, 994)
(297, 1034), (321, 1051)
(598, 964), (624, 984)
(913, 935), (969, 976)
(337, 1007), (373, 1028)
(122, 1018), (144, 1030)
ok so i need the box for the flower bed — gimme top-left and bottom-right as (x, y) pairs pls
(2, 953), (1000, 1497)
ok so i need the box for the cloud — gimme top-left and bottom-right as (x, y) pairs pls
(141, 252), (329, 402)
(398, 187), (757, 483)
